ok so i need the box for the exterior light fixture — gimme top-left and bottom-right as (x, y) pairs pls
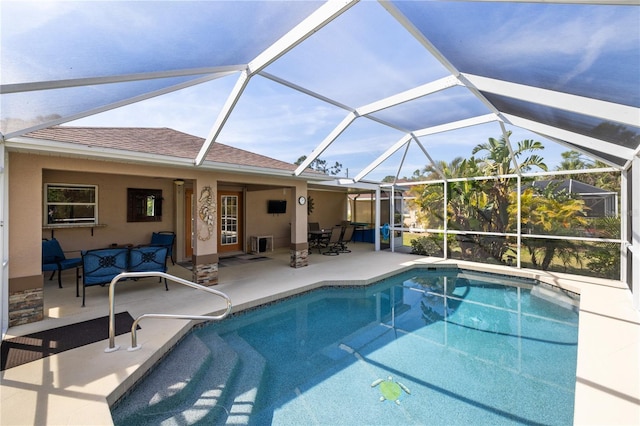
(173, 179), (185, 186)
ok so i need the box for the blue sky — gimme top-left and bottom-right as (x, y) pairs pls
(4, 1), (635, 181)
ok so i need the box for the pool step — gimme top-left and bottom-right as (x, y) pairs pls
(112, 332), (239, 425)
(111, 333), (214, 423)
(158, 331), (240, 425)
(218, 332), (267, 425)
(111, 331), (267, 426)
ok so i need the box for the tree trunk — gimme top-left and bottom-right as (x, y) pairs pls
(541, 247), (556, 270)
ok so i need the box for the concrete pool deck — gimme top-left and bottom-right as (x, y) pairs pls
(1, 245), (639, 425)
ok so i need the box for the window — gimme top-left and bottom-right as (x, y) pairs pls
(127, 188), (163, 222)
(45, 183), (98, 225)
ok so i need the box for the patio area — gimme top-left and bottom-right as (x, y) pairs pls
(1, 245), (638, 425)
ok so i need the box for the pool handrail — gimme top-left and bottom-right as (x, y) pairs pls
(104, 271), (232, 352)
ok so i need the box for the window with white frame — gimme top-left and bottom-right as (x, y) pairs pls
(45, 183), (98, 225)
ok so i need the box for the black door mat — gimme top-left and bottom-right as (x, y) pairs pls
(178, 255), (270, 269)
(219, 255), (269, 267)
(1, 312), (138, 371)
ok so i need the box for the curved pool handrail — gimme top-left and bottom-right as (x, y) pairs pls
(105, 271), (232, 352)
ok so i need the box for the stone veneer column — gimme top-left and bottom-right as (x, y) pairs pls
(192, 253), (219, 286)
(290, 242), (308, 268)
(9, 288), (43, 326)
(8, 275), (44, 326)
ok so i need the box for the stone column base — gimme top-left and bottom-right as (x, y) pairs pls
(193, 262), (219, 286)
(9, 288), (44, 326)
(290, 248), (308, 268)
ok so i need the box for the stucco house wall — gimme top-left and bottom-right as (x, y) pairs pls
(7, 148), (348, 325)
(307, 189), (348, 229)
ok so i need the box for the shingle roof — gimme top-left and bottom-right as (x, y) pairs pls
(24, 126), (299, 172)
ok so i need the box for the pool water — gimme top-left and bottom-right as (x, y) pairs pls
(113, 268), (579, 425)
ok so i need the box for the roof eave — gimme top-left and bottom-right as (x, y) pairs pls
(5, 136), (321, 181)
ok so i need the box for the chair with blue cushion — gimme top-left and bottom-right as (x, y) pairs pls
(129, 246), (169, 290)
(42, 238), (82, 290)
(81, 248), (129, 307)
(150, 231), (176, 265)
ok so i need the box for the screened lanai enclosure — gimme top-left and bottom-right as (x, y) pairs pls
(1, 0), (639, 321)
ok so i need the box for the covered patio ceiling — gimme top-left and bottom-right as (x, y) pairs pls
(1, 0), (638, 183)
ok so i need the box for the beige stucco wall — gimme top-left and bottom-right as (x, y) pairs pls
(8, 153), (43, 280)
(307, 189), (348, 229)
(245, 188), (294, 250)
(42, 169), (176, 253)
(9, 152), (186, 285)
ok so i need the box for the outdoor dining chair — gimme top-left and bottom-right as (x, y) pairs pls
(338, 225), (355, 253)
(322, 227), (344, 256)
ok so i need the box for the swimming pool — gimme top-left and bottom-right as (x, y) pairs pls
(111, 268), (579, 425)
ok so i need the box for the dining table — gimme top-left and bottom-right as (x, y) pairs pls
(308, 229), (331, 254)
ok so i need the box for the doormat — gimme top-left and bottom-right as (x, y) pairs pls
(219, 254), (269, 267)
(177, 261), (193, 270)
(1, 312), (138, 371)
(177, 255), (270, 269)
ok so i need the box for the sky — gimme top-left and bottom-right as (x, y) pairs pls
(4, 1), (636, 181)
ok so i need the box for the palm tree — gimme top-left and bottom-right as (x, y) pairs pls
(510, 186), (588, 271)
(470, 134), (547, 235)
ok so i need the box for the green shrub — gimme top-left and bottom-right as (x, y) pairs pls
(410, 235), (443, 256)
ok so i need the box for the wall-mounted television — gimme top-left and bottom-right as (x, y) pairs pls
(267, 200), (287, 214)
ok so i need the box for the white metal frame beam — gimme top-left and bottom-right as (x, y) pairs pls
(353, 114), (499, 181)
(195, 0), (359, 166)
(504, 114), (635, 161)
(413, 113), (498, 138)
(414, 138), (447, 181)
(0, 66), (244, 94)
(356, 76), (460, 116)
(0, 142), (6, 337)
(354, 133), (412, 182)
(4, 72), (236, 140)
(633, 156), (640, 309)
(465, 73), (639, 128)
(294, 112), (359, 175)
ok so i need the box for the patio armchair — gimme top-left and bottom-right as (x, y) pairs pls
(42, 238), (82, 290)
(150, 231), (176, 265)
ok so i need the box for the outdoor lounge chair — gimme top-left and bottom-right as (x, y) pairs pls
(150, 231), (176, 265)
(42, 238), (82, 290)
